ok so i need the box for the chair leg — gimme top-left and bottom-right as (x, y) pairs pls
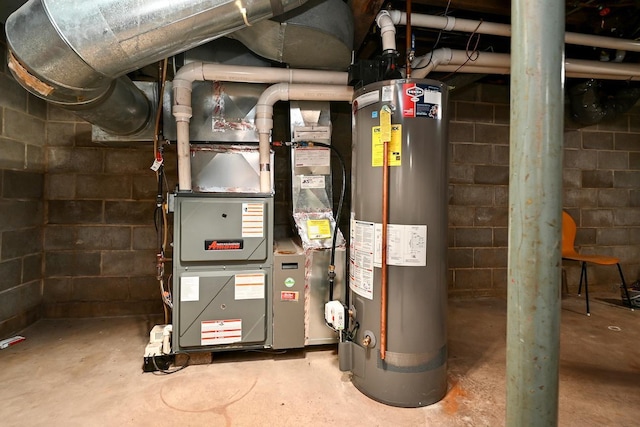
(582, 262), (590, 316)
(616, 263), (635, 312)
(578, 262), (586, 296)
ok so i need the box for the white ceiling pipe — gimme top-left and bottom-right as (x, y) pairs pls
(412, 48), (640, 80)
(255, 83), (354, 193)
(412, 49), (511, 78)
(376, 10), (397, 53)
(388, 10), (640, 53)
(432, 64), (640, 81)
(172, 62), (349, 191)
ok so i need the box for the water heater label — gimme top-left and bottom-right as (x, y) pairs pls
(371, 125), (402, 167)
(374, 224), (428, 267)
(349, 220), (375, 300)
(402, 83), (442, 119)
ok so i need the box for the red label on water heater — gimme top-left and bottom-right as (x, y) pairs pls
(402, 83), (442, 119)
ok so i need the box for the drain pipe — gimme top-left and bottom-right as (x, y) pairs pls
(506, 0), (564, 425)
(172, 63), (349, 192)
(255, 84), (353, 193)
(376, 11), (397, 54)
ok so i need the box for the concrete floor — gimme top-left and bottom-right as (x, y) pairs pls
(0, 292), (638, 427)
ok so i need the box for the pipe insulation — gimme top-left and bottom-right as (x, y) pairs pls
(387, 10), (640, 53)
(172, 62), (349, 192)
(5, 0), (308, 135)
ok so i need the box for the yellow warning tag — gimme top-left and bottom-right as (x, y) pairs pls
(371, 124), (402, 167)
(307, 219), (332, 239)
(380, 105), (392, 142)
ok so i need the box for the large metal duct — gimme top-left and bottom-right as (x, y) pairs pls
(5, 0), (307, 135)
(229, 0), (354, 70)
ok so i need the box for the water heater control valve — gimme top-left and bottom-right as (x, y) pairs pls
(325, 301), (346, 331)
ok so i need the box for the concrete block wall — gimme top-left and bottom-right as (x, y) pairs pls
(42, 106), (175, 317)
(448, 83), (640, 297)
(0, 30), (46, 337)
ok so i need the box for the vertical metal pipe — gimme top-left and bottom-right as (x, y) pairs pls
(506, 0), (564, 425)
(380, 139), (390, 361)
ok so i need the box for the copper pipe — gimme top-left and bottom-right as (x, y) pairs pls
(380, 140), (390, 360)
(406, 0), (412, 78)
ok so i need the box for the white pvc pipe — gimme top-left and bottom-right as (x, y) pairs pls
(376, 10), (397, 53)
(388, 10), (640, 53)
(172, 63), (349, 191)
(433, 64), (640, 81)
(412, 48), (640, 80)
(255, 83), (353, 192)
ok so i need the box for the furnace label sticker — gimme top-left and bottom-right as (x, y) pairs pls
(201, 319), (242, 346)
(234, 273), (265, 300)
(242, 203), (264, 238)
(402, 83), (442, 119)
(300, 175), (325, 189)
(349, 219), (375, 300)
(294, 148), (331, 168)
(306, 219), (332, 240)
(180, 276), (199, 302)
(280, 291), (299, 302)
(371, 125), (402, 167)
(374, 224), (428, 267)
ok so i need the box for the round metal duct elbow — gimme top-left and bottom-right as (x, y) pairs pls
(5, 0), (309, 135)
(229, 0), (354, 71)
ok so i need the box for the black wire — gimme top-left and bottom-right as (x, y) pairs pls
(151, 352), (190, 375)
(305, 141), (347, 302)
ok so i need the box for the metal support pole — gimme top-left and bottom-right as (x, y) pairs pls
(506, 0), (564, 425)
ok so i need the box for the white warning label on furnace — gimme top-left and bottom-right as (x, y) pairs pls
(300, 175), (325, 189)
(374, 224), (427, 267)
(349, 219), (375, 300)
(294, 148), (331, 167)
(201, 319), (242, 346)
(242, 203), (264, 238)
(180, 276), (199, 302)
(234, 273), (265, 300)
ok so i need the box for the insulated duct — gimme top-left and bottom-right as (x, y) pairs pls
(569, 79), (640, 125)
(5, 0), (307, 135)
(228, 0), (354, 70)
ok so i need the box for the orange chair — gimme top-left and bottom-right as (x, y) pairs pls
(561, 211), (633, 315)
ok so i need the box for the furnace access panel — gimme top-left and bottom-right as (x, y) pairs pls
(172, 194), (274, 352)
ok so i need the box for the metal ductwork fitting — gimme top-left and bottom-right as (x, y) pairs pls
(5, 0), (308, 135)
(229, 0), (354, 70)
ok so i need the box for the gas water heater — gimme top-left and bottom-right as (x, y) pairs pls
(342, 79), (449, 407)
